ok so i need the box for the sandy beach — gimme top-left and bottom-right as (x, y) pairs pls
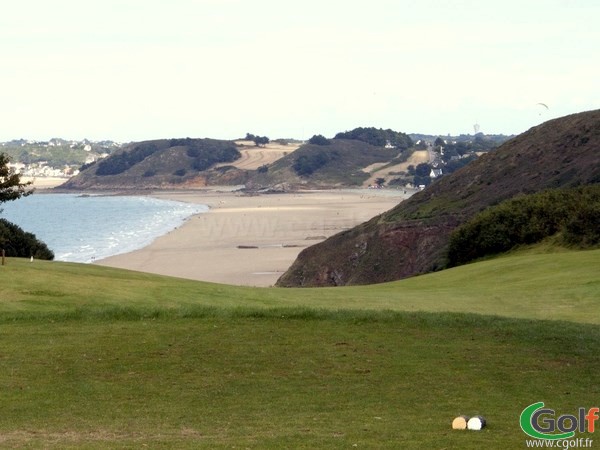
(96, 188), (412, 286)
(22, 176), (69, 189)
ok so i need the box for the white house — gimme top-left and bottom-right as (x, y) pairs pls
(430, 168), (443, 178)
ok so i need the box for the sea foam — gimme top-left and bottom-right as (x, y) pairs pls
(1, 193), (208, 263)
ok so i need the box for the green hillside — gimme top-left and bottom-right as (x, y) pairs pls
(3, 248), (599, 323)
(278, 109), (600, 287)
(447, 185), (600, 266)
(248, 138), (409, 189)
(59, 128), (417, 191)
(0, 250), (598, 448)
(61, 138), (244, 189)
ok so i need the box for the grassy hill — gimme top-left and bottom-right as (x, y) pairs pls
(277, 109), (600, 287)
(0, 249), (599, 448)
(59, 134), (414, 191)
(58, 127), (517, 192)
(247, 139), (409, 189)
(60, 138), (246, 189)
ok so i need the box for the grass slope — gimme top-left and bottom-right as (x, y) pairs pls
(5, 249), (597, 323)
(278, 109), (600, 286)
(0, 250), (598, 448)
(249, 139), (404, 189)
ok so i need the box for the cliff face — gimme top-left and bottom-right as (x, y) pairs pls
(277, 109), (600, 287)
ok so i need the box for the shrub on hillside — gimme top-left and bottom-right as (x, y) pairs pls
(189, 142), (241, 172)
(96, 143), (159, 176)
(0, 218), (54, 260)
(95, 139), (241, 176)
(562, 192), (600, 247)
(186, 147), (200, 158)
(444, 155), (477, 173)
(308, 134), (331, 146)
(79, 160), (96, 172)
(447, 185), (600, 266)
(293, 150), (337, 176)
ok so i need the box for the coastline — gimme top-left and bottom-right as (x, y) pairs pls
(95, 188), (411, 286)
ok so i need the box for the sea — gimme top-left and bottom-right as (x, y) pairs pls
(0, 193), (208, 263)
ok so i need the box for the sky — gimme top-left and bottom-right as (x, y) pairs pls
(0, 0), (598, 142)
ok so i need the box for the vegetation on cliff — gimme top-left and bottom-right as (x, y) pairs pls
(277, 109), (600, 287)
(447, 185), (600, 266)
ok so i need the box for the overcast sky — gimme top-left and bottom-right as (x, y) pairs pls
(1, 0), (598, 142)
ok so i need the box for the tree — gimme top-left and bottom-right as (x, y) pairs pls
(334, 127), (413, 149)
(414, 163), (432, 187)
(415, 163), (430, 177)
(0, 153), (53, 260)
(292, 150), (332, 176)
(308, 134), (330, 146)
(253, 136), (269, 147)
(0, 153), (33, 205)
(0, 219), (54, 259)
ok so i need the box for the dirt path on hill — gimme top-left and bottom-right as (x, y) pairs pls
(217, 141), (300, 170)
(362, 150), (429, 187)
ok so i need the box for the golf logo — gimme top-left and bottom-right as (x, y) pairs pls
(520, 402), (598, 440)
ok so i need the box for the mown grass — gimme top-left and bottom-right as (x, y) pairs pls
(1, 313), (599, 449)
(2, 248), (599, 323)
(0, 249), (599, 448)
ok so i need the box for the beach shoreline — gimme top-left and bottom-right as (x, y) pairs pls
(95, 187), (412, 286)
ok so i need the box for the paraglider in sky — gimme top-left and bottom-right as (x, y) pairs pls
(536, 103), (549, 115)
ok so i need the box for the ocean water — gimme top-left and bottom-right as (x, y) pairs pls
(0, 194), (208, 263)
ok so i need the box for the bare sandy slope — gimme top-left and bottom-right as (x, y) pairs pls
(362, 150), (429, 187)
(216, 141), (300, 170)
(96, 189), (410, 286)
(21, 177), (69, 189)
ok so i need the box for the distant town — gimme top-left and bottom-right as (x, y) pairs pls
(1, 138), (122, 179)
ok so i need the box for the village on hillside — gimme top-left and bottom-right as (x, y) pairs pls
(1, 138), (120, 180)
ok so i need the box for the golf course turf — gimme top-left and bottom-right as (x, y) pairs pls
(1, 249), (598, 448)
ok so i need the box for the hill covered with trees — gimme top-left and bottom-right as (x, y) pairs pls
(277, 109), (600, 287)
(247, 127), (414, 189)
(56, 127), (514, 191)
(334, 127), (413, 149)
(61, 138), (244, 189)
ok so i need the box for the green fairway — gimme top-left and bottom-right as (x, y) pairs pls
(0, 249), (598, 448)
(2, 248), (600, 323)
